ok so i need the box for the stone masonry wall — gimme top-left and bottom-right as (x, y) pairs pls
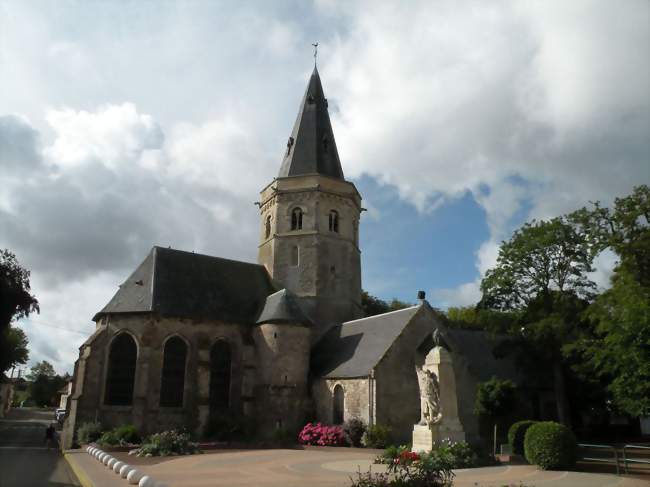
(312, 378), (371, 425)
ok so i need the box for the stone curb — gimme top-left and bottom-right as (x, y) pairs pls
(64, 452), (95, 487)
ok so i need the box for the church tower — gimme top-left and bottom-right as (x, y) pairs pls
(258, 66), (363, 341)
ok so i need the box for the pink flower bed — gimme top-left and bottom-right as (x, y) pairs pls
(298, 423), (345, 446)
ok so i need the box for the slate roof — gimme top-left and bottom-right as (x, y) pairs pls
(312, 305), (421, 378)
(256, 289), (313, 326)
(94, 246), (276, 324)
(312, 303), (526, 384)
(278, 66), (345, 180)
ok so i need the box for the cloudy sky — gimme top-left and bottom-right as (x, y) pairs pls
(1, 0), (648, 374)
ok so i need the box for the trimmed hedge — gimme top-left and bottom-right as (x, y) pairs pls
(524, 421), (577, 470)
(508, 420), (538, 456)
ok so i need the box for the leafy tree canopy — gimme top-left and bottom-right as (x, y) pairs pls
(474, 376), (517, 418)
(0, 326), (29, 373)
(0, 249), (39, 330)
(446, 306), (520, 332)
(27, 360), (56, 380)
(361, 291), (412, 317)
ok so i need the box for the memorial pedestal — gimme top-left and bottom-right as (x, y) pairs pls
(411, 423), (466, 452)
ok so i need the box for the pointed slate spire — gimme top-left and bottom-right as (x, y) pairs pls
(278, 67), (344, 180)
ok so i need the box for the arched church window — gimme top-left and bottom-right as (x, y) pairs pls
(209, 340), (231, 410)
(291, 207), (303, 231)
(291, 245), (299, 266)
(265, 215), (272, 239)
(104, 333), (137, 406)
(333, 384), (345, 424)
(159, 336), (187, 407)
(329, 210), (339, 233)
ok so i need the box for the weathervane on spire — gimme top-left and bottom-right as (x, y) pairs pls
(312, 42), (319, 67)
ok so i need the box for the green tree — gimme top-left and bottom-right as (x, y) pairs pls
(0, 325), (29, 373)
(361, 291), (412, 317)
(569, 186), (650, 417)
(580, 270), (650, 416)
(446, 306), (520, 332)
(0, 249), (39, 330)
(474, 376), (517, 454)
(0, 250), (38, 377)
(480, 217), (597, 426)
(26, 360), (65, 407)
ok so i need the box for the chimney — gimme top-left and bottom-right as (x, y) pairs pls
(417, 290), (426, 301)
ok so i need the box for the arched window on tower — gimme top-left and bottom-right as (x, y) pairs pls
(333, 384), (345, 424)
(265, 215), (272, 239)
(329, 210), (339, 233)
(209, 340), (231, 410)
(104, 333), (137, 406)
(160, 336), (187, 407)
(291, 207), (303, 231)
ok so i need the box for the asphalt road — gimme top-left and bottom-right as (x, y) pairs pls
(0, 408), (79, 487)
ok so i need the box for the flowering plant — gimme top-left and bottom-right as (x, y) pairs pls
(298, 423), (345, 446)
(396, 451), (420, 465)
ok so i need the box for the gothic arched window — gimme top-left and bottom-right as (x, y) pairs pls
(265, 215), (272, 239)
(209, 340), (231, 410)
(160, 336), (187, 407)
(333, 384), (345, 424)
(104, 333), (137, 406)
(329, 210), (339, 233)
(291, 207), (303, 231)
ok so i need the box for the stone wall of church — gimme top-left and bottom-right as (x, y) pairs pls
(312, 378), (371, 425)
(374, 308), (436, 443)
(63, 314), (256, 446)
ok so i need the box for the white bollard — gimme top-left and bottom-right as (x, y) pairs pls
(113, 461), (125, 473)
(97, 452), (106, 461)
(138, 476), (155, 487)
(102, 454), (113, 465)
(107, 458), (117, 469)
(120, 464), (134, 479)
(127, 469), (144, 485)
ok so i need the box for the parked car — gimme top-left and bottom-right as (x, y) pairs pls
(55, 408), (66, 422)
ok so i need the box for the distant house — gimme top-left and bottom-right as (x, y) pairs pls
(58, 381), (73, 410)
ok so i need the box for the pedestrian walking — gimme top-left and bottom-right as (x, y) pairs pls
(45, 423), (56, 449)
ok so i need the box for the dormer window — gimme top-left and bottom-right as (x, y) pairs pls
(329, 210), (339, 233)
(265, 215), (271, 239)
(291, 207), (303, 230)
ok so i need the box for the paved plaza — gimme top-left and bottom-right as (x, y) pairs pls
(65, 447), (649, 487)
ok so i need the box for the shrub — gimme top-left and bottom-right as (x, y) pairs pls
(362, 425), (392, 449)
(97, 424), (140, 446)
(344, 418), (367, 447)
(508, 420), (538, 456)
(204, 411), (254, 441)
(77, 422), (103, 444)
(298, 423), (345, 446)
(524, 421), (577, 470)
(375, 444), (409, 464)
(438, 440), (479, 469)
(352, 448), (454, 486)
(134, 430), (201, 457)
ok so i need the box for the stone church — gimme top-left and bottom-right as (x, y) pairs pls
(62, 67), (534, 449)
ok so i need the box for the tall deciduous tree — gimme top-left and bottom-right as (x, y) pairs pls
(480, 217), (597, 426)
(0, 250), (38, 376)
(0, 326), (29, 373)
(0, 249), (39, 330)
(570, 185), (650, 417)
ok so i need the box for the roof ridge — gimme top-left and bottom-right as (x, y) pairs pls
(153, 245), (266, 268)
(342, 304), (420, 326)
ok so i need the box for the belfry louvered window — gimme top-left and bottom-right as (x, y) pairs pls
(209, 340), (231, 410)
(329, 210), (339, 233)
(160, 336), (187, 407)
(104, 333), (137, 406)
(291, 208), (303, 230)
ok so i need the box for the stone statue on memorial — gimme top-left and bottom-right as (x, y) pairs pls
(415, 365), (443, 426)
